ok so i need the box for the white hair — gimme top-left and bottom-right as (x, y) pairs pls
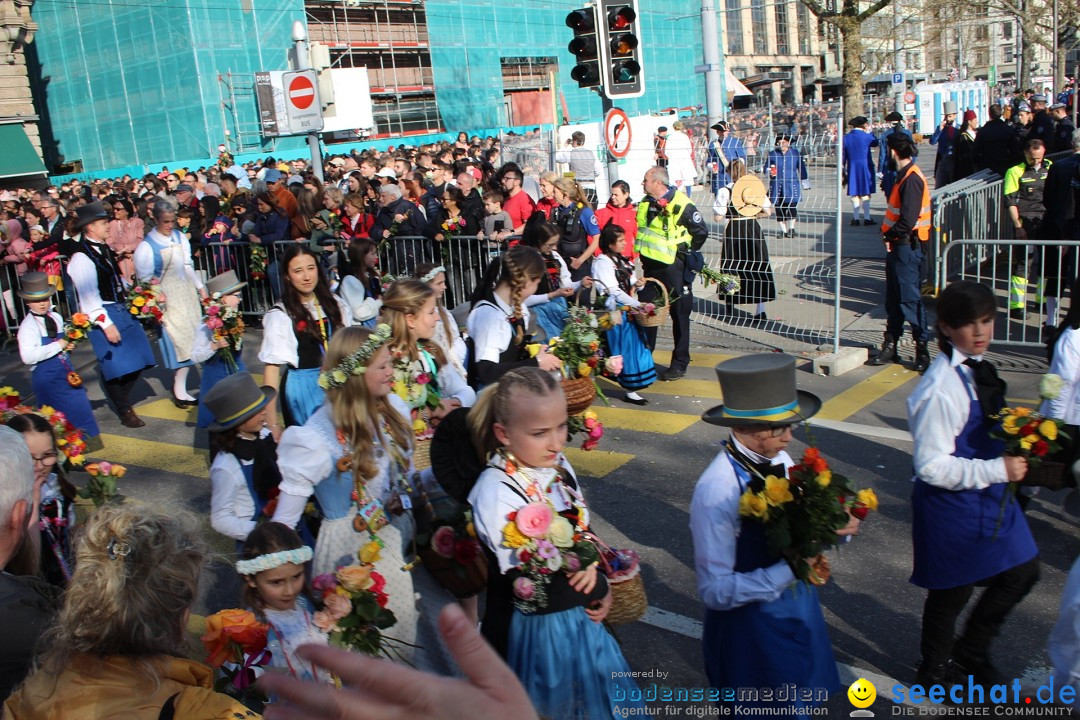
(0, 426), (33, 526)
(379, 183), (403, 199)
(1072, 128), (1080, 151)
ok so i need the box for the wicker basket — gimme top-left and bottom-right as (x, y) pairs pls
(600, 549), (647, 625)
(413, 438), (432, 471)
(634, 278), (670, 328)
(562, 376), (597, 415)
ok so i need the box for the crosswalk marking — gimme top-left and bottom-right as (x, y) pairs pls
(651, 349), (733, 370)
(93, 433), (210, 477)
(591, 405), (700, 434)
(563, 447), (634, 477)
(636, 377), (723, 398)
(815, 364), (917, 422)
(137, 398), (197, 422)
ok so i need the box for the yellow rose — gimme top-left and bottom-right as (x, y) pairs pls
(132, 296), (146, 307)
(466, 521), (476, 537)
(524, 343), (541, 358)
(856, 488), (879, 511)
(577, 362), (592, 377)
(816, 470), (831, 487)
(582, 409), (598, 421)
(336, 564), (374, 592)
(1020, 435), (1035, 451)
(1015, 407), (1033, 417)
(502, 521), (529, 549)
(1004, 424), (1020, 435)
(548, 516), (575, 548)
(359, 540), (382, 564)
(392, 380), (408, 397)
(763, 475), (794, 506)
(1003, 416), (1017, 428)
(738, 491), (769, 519)
(1039, 420), (1058, 441)
(413, 418), (427, 434)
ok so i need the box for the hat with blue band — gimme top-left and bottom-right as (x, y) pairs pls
(702, 353), (821, 427)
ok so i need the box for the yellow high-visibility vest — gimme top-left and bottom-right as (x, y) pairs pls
(635, 191), (692, 264)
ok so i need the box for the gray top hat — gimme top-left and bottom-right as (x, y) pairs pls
(206, 269), (247, 298)
(702, 354), (821, 427)
(942, 101), (958, 115)
(17, 271), (56, 301)
(203, 371), (276, 431)
(73, 200), (109, 230)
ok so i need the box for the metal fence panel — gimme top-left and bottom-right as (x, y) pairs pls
(0, 261), (75, 349)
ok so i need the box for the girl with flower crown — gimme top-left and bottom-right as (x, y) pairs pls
(259, 244), (351, 432)
(414, 262), (467, 380)
(382, 279), (474, 451)
(271, 325), (457, 672)
(467, 367), (644, 719)
(237, 522), (332, 685)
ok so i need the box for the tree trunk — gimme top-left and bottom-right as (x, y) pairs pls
(840, 17), (864, 119)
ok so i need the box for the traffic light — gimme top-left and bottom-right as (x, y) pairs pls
(566, 7), (602, 89)
(600, 0), (644, 98)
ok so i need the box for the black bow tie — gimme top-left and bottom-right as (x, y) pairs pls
(963, 357), (1006, 417)
(728, 442), (786, 481)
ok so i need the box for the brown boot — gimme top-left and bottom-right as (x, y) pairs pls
(119, 409), (145, 428)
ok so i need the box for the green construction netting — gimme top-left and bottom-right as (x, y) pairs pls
(0, 124), (46, 178)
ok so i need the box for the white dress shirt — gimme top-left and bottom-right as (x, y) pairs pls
(67, 252), (117, 330)
(209, 430), (271, 541)
(907, 349), (1008, 491)
(338, 274), (382, 324)
(591, 254), (640, 308)
(690, 437), (796, 612)
(466, 294), (531, 365)
(17, 311), (65, 367)
(258, 297), (353, 368)
(1044, 326), (1080, 424)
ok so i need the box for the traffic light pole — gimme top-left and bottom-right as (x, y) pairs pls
(699, 0), (725, 129)
(600, 93), (621, 184)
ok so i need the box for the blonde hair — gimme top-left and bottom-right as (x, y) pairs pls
(539, 171), (558, 186)
(730, 158), (748, 182)
(469, 368), (563, 460)
(552, 177), (589, 205)
(324, 326), (413, 482)
(41, 503), (204, 667)
(380, 279), (448, 367)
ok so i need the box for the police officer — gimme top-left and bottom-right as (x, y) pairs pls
(1011, 102), (1033, 165)
(1029, 94), (1055, 148)
(636, 165), (709, 381)
(869, 134), (932, 372)
(1004, 138), (1051, 320)
(1051, 102), (1076, 154)
(1039, 128), (1080, 328)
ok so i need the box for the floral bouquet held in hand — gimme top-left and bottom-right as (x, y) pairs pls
(202, 296), (246, 373)
(991, 404), (1067, 535)
(77, 461), (126, 507)
(415, 500), (488, 598)
(310, 552), (402, 660)
(127, 279), (164, 324)
(201, 608), (271, 710)
(700, 267), (741, 296)
(567, 408), (605, 451)
(59, 312), (103, 388)
(737, 445), (877, 586)
(249, 244), (268, 282)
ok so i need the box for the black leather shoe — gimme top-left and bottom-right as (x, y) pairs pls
(120, 409), (145, 428)
(868, 333), (898, 365)
(661, 367), (686, 382)
(913, 341), (931, 373)
(863, 217), (877, 226)
(952, 656), (1005, 687)
(850, 218), (860, 226)
(172, 394), (198, 409)
(916, 660), (964, 693)
(622, 393), (648, 406)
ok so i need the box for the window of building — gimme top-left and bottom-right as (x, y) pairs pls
(796, 1), (811, 54)
(975, 24), (988, 41)
(774, 0), (790, 54)
(751, 0), (768, 55)
(500, 56), (556, 91)
(1003, 21), (1013, 39)
(975, 50), (987, 65)
(726, 0), (745, 55)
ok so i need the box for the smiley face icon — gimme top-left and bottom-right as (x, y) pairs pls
(848, 678), (877, 709)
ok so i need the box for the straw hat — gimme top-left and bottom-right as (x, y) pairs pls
(731, 175), (768, 218)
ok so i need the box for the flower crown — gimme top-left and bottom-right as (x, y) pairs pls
(317, 323), (392, 390)
(235, 546), (313, 576)
(420, 265), (445, 283)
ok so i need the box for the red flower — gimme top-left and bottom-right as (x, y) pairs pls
(851, 503), (869, 520)
(586, 356), (598, 368)
(811, 458), (828, 473)
(656, 198), (669, 208)
(296, 320), (308, 332)
(454, 538), (481, 565)
(1033, 440), (1049, 457)
(368, 571), (386, 595)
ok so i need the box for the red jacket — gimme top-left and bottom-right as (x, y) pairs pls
(594, 201), (637, 260)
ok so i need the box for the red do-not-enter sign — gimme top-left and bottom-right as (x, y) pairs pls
(288, 74), (316, 110)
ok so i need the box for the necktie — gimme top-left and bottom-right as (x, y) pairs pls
(32, 312), (58, 337)
(963, 358), (1006, 417)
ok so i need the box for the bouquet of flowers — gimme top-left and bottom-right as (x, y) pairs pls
(201, 608), (270, 710)
(380, 272), (396, 293)
(391, 354), (442, 440)
(737, 446), (878, 585)
(567, 408), (605, 451)
(310, 558), (399, 659)
(1, 401), (89, 466)
(700, 267), (741, 296)
(249, 244), (268, 281)
(501, 501), (600, 612)
(992, 406), (1065, 463)
(62, 312), (98, 349)
(203, 296), (246, 373)
(385, 209), (412, 242)
(415, 500), (488, 598)
(0, 386), (21, 411)
(127, 279), (164, 323)
(439, 215), (467, 240)
(550, 304), (603, 382)
(77, 461), (126, 507)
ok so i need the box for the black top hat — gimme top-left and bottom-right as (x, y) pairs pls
(17, 271), (56, 301)
(203, 372), (276, 431)
(73, 201), (109, 230)
(702, 354), (821, 427)
(885, 111), (904, 122)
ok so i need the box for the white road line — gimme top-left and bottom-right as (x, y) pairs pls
(810, 418), (913, 443)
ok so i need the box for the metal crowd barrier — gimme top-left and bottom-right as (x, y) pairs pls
(929, 170), (1005, 292)
(0, 259), (75, 349)
(939, 238), (1080, 347)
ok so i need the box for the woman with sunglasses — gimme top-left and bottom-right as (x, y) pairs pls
(106, 197), (142, 283)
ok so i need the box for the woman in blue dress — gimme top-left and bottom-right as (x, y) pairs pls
(763, 134), (808, 238)
(843, 116), (879, 226)
(906, 281), (1039, 687)
(259, 244), (351, 431)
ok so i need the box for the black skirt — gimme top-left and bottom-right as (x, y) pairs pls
(721, 216), (777, 304)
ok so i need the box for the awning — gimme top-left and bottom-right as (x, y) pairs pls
(0, 124), (46, 179)
(739, 71), (793, 89)
(726, 69), (753, 97)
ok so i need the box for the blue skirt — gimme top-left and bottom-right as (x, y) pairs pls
(157, 328), (194, 370)
(88, 304), (156, 381)
(605, 314), (656, 390)
(703, 585), (841, 708)
(533, 297), (569, 342)
(197, 351), (246, 428)
(281, 367), (324, 427)
(508, 607), (646, 719)
(32, 357), (99, 438)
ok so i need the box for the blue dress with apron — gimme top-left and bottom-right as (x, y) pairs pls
(702, 459), (841, 706)
(279, 305), (336, 428)
(911, 366), (1038, 590)
(77, 245), (156, 381)
(144, 234), (196, 370)
(28, 314), (99, 438)
(196, 349), (246, 428)
(600, 258), (656, 391)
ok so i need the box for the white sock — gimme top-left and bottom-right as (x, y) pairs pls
(1047, 297), (1060, 324)
(756, 302), (766, 315)
(861, 198), (872, 218)
(850, 197), (861, 218)
(778, 221), (788, 232)
(173, 367), (195, 401)
(788, 220), (796, 233)
(625, 391), (644, 401)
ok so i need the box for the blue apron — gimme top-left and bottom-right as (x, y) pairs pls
(88, 303), (156, 381)
(196, 350), (246, 428)
(604, 313), (656, 390)
(235, 462), (316, 552)
(30, 324), (99, 438)
(702, 458), (841, 705)
(911, 367), (1038, 589)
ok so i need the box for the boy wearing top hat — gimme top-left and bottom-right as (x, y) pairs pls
(65, 201), (156, 429)
(690, 354), (858, 707)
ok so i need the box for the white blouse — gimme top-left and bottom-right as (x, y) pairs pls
(67, 252), (117, 330)
(338, 274), (382, 324)
(591, 254), (640, 308)
(1043, 326), (1080, 425)
(209, 430), (273, 541)
(133, 229), (205, 289)
(17, 311), (65, 367)
(258, 296), (353, 368)
(466, 294), (530, 366)
(525, 252), (579, 308)
(431, 307), (467, 380)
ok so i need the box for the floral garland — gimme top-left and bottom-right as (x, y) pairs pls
(0, 390), (88, 465)
(235, 546), (314, 576)
(318, 323), (392, 390)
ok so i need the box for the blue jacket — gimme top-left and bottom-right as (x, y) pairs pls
(707, 136), (747, 192)
(763, 147), (808, 204)
(250, 208), (289, 244)
(878, 126), (916, 175)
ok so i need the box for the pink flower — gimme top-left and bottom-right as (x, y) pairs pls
(416, 373), (431, 385)
(564, 553), (582, 572)
(582, 439), (599, 451)
(312, 610), (337, 632)
(323, 592), (352, 621)
(97, 461), (112, 475)
(584, 418), (597, 430)
(207, 305), (221, 316)
(588, 425), (604, 440)
(133, 286), (144, 294)
(513, 576), (535, 600)
(536, 539), (558, 560)
(432, 525), (457, 558)
(604, 355), (624, 375)
(206, 317), (224, 330)
(515, 502), (553, 538)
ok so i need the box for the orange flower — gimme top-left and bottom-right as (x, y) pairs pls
(811, 457), (828, 473)
(337, 564), (374, 592)
(201, 608), (268, 667)
(803, 447), (821, 462)
(71, 313), (90, 326)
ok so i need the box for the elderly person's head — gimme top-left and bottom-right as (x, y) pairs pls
(151, 198), (178, 233)
(378, 182), (403, 206)
(0, 426), (33, 569)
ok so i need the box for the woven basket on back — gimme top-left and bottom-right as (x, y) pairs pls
(633, 278), (670, 328)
